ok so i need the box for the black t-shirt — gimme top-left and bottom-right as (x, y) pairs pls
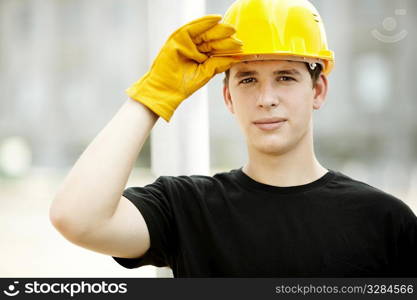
(112, 168), (417, 277)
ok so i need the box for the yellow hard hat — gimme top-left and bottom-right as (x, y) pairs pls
(212, 0), (335, 75)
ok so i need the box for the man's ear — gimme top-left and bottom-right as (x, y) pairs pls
(312, 73), (328, 110)
(223, 84), (235, 114)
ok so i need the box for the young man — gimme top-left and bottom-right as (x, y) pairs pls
(50, 0), (417, 277)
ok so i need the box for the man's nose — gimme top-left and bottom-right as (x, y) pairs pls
(256, 82), (280, 108)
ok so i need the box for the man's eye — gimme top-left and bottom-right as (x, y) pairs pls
(239, 78), (256, 84)
(278, 76), (295, 82)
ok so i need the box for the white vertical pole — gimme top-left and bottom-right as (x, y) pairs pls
(147, 0), (208, 277)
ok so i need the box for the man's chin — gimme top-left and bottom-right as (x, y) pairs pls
(252, 141), (293, 156)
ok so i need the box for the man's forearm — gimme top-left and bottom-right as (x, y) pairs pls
(50, 98), (158, 236)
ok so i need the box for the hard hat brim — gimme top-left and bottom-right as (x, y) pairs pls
(212, 52), (334, 75)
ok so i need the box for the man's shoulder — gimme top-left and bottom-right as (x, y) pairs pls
(330, 170), (413, 215)
(155, 168), (238, 189)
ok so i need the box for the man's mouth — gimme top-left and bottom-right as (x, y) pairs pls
(253, 117), (287, 131)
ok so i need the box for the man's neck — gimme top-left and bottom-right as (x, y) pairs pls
(242, 130), (328, 187)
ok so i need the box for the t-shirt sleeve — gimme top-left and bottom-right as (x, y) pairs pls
(112, 176), (176, 269)
(394, 203), (417, 276)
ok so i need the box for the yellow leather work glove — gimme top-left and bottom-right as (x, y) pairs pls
(126, 15), (243, 122)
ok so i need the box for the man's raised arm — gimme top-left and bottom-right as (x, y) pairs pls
(49, 15), (241, 258)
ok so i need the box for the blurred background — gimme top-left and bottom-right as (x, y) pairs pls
(0, 0), (416, 277)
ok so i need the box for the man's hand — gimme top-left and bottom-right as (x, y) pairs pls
(126, 15), (242, 122)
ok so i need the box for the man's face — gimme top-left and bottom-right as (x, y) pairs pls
(223, 60), (327, 156)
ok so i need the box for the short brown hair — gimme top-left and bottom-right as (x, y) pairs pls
(223, 62), (323, 87)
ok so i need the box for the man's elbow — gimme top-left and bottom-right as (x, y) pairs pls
(49, 198), (89, 243)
